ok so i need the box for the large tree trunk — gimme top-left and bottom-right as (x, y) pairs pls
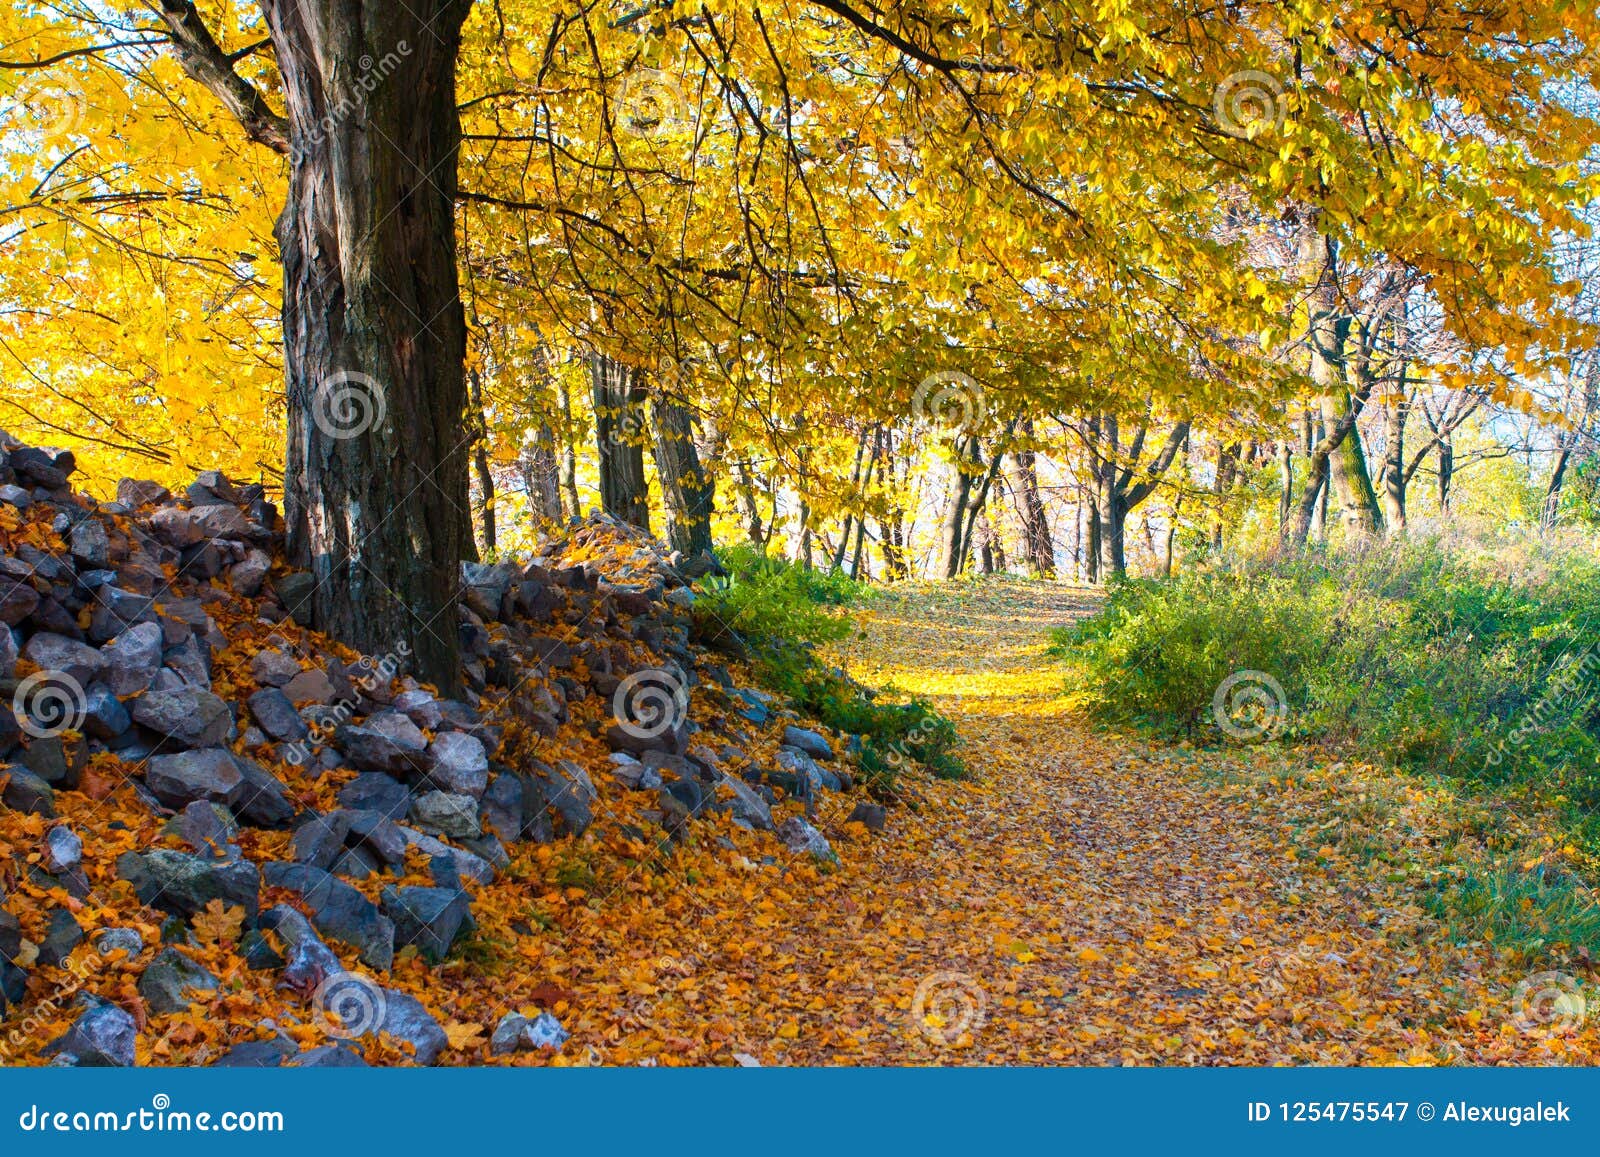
(1323, 391), (1383, 535)
(266, 0), (473, 690)
(650, 389), (715, 559)
(589, 354), (650, 531)
(1012, 418), (1055, 577)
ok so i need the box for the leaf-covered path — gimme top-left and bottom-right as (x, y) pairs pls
(617, 578), (1586, 1066)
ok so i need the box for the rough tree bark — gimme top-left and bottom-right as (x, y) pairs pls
(160, 0), (476, 688)
(268, 1), (474, 688)
(650, 389), (715, 559)
(589, 353), (650, 531)
(1012, 417), (1056, 577)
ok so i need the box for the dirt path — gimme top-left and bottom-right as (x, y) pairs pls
(483, 579), (1582, 1065)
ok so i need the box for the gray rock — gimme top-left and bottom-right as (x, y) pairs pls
(231, 758), (294, 828)
(249, 648), (301, 688)
(68, 519), (110, 568)
(93, 927), (144, 960)
(117, 848), (260, 919)
(478, 774), (523, 842)
(282, 667), (336, 704)
(259, 862), (393, 970)
(410, 791), (481, 840)
(137, 947), (218, 1014)
(247, 687), (308, 742)
(22, 632), (106, 689)
(260, 905), (341, 990)
(782, 725), (835, 760)
(426, 731), (488, 797)
(775, 817), (838, 864)
(0, 624), (15, 677)
(46, 1002), (137, 1067)
(44, 825), (82, 872)
(342, 809), (408, 866)
(167, 800), (240, 860)
(392, 689), (443, 730)
(533, 759), (595, 837)
(489, 1010), (570, 1055)
(847, 801), (887, 832)
(23, 735), (79, 788)
(38, 908), (83, 967)
(116, 478), (170, 507)
(716, 774), (774, 831)
(214, 1038), (297, 1067)
(287, 1043), (367, 1067)
(81, 684), (132, 740)
(375, 989), (447, 1065)
(131, 688), (232, 750)
(229, 549), (272, 597)
(144, 748), (244, 809)
(1, 765), (56, 816)
(100, 621), (165, 696)
(400, 828), (495, 887)
(381, 886), (470, 963)
(338, 773), (410, 819)
(293, 810), (352, 870)
(334, 718), (429, 776)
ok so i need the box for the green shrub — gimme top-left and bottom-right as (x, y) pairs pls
(694, 546), (964, 793)
(1052, 536), (1600, 847)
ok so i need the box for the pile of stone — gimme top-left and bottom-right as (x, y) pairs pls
(0, 433), (867, 1066)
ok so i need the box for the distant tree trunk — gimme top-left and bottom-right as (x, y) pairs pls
(1278, 441), (1294, 528)
(1382, 388), (1408, 534)
(589, 354), (650, 531)
(1211, 440), (1239, 552)
(521, 424), (563, 523)
(1012, 418), (1055, 577)
(468, 368), (495, 556)
(1324, 390), (1383, 535)
(557, 371), (580, 518)
(734, 459), (766, 547)
(1084, 488), (1101, 585)
(263, 0), (473, 691)
(650, 389), (715, 559)
(1437, 436), (1454, 513)
(938, 435), (981, 578)
(1088, 412), (1189, 582)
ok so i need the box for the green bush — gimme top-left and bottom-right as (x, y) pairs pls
(693, 548), (964, 792)
(1052, 536), (1600, 849)
(694, 547), (867, 649)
